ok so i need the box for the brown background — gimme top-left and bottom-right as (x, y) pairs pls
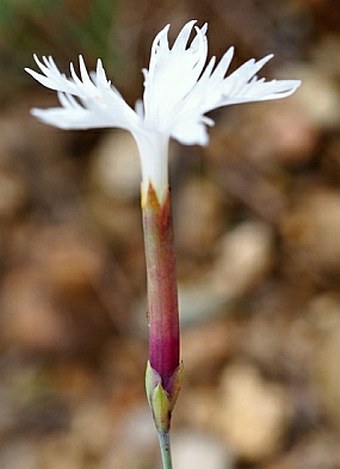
(0, 0), (339, 467)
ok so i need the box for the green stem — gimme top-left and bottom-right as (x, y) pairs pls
(158, 430), (173, 469)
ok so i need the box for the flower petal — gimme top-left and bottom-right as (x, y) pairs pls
(25, 55), (73, 93)
(142, 21), (208, 129)
(26, 56), (140, 132)
(165, 50), (301, 144)
(171, 20), (197, 52)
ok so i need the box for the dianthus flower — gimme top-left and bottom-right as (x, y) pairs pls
(26, 20), (300, 469)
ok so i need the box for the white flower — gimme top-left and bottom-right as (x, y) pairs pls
(25, 20), (301, 201)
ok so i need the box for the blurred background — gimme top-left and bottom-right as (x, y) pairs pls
(0, 0), (339, 467)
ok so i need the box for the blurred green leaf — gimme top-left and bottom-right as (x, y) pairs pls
(0, 0), (120, 97)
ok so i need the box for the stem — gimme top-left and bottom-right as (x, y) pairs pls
(158, 430), (173, 469)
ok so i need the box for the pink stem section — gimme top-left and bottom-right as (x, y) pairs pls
(142, 184), (180, 392)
